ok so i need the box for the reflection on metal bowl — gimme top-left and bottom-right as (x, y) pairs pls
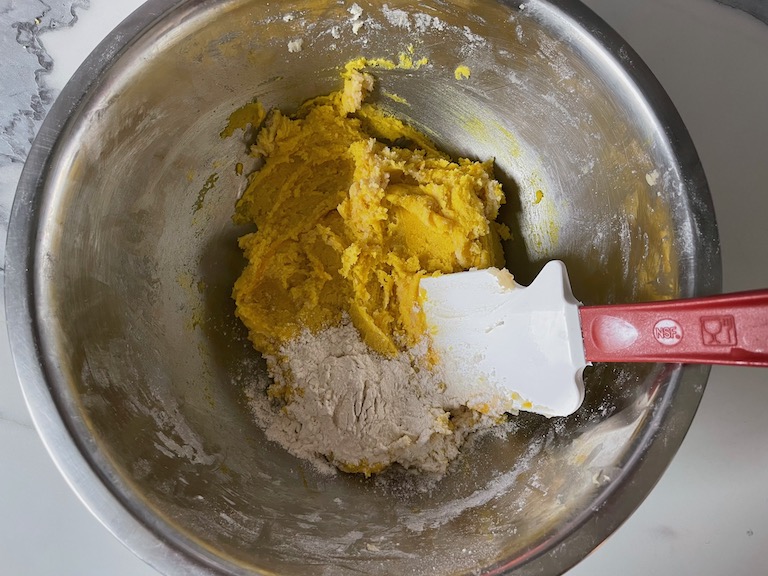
(6, 1), (720, 575)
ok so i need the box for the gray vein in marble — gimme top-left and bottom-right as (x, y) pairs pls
(1, 1), (89, 164)
(1, 1), (89, 284)
(715, 0), (768, 25)
(0, 411), (35, 430)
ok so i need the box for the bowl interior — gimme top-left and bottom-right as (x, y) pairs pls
(22, 0), (716, 574)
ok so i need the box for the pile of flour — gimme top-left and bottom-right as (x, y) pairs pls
(245, 318), (500, 476)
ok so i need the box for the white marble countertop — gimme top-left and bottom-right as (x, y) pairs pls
(1, 1), (766, 575)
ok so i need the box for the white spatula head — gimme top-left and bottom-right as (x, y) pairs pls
(420, 260), (587, 418)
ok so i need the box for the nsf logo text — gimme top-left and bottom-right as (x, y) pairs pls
(653, 319), (683, 346)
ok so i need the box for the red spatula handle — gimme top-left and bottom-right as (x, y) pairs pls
(579, 289), (768, 366)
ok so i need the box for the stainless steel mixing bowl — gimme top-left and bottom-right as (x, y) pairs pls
(6, 0), (720, 574)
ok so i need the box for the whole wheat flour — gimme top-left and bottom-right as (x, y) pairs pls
(245, 318), (500, 476)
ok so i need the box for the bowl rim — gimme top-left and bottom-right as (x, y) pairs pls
(4, 0), (721, 575)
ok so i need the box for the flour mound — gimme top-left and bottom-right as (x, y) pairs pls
(246, 319), (498, 476)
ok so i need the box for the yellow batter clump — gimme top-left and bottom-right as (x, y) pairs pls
(231, 59), (509, 358)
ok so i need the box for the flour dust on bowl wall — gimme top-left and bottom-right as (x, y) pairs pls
(6, 1), (719, 575)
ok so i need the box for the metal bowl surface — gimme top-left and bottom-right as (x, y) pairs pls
(6, 1), (720, 575)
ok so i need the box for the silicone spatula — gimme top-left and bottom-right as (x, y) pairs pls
(419, 260), (768, 418)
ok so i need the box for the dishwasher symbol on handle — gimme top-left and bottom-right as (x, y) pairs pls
(701, 315), (737, 346)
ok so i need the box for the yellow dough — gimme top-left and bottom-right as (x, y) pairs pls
(232, 59), (509, 359)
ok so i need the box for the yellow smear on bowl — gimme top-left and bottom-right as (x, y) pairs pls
(454, 65), (471, 80)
